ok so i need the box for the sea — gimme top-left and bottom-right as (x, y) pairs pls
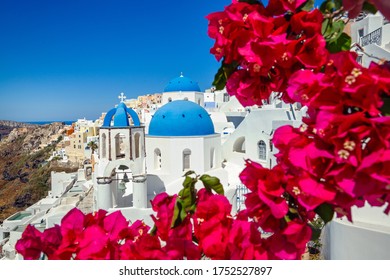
(25, 121), (75, 126)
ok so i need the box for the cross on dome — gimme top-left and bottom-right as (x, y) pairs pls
(118, 92), (127, 103)
(180, 72), (184, 77)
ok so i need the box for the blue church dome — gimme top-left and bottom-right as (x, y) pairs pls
(164, 74), (201, 92)
(103, 103), (141, 127)
(148, 100), (215, 137)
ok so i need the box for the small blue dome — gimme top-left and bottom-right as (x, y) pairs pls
(103, 103), (141, 127)
(164, 74), (201, 92)
(148, 100), (214, 137)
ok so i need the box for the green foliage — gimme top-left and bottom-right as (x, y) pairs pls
(300, 0), (315, 12)
(314, 203), (334, 224)
(362, 2), (378, 14)
(322, 19), (345, 41)
(308, 217), (325, 256)
(213, 64), (228, 91)
(212, 61), (238, 90)
(28, 145), (53, 162)
(172, 199), (188, 228)
(183, 170), (196, 177)
(172, 173), (198, 228)
(179, 175), (197, 211)
(327, 32), (351, 53)
(381, 97), (390, 116)
(87, 141), (98, 152)
(308, 215), (325, 241)
(199, 174), (224, 195)
(319, 0), (342, 13)
(171, 172), (225, 228)
(322, 14), (351, 53)
(51, 156), (62, 161)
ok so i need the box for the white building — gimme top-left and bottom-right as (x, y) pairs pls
(1, 169), (91, 260)
(161, 73), (204, 106)
(146, 99), (229, 198)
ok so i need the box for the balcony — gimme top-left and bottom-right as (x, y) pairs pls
(360, 27), (382, 47)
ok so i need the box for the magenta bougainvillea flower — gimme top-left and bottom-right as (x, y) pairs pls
(150, 192), (177, 241)
(15, 224), (43, 260)
(265, 220), (312, 260)
(207, 1), (329, 106)
(240, 161), (288, 219)
(40, 225), (62, 259)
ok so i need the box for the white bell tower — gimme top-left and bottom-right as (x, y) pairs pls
(95, 96), (147, 210)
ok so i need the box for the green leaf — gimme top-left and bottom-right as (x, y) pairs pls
(300, 0), (314, 12)
(323, 20), (345, 42)
(329, 20), (345, 41)
(199, 174), (224, 195)
(179, 175), (198, 212)
(150, 225), (157, 235)
(309, 223), (322, 241)
(171, 199), (184, 228)
(362, 2), (378, 14)
(320, 0), (342, 13)
(179, 185), (193, 209)
(183, 170), (196, 177)
(326, 32), (351, 53)
(182, 175), (194, 188)
(320, 1), (334, 13)
(212, 61), (239, 91)
(321, 18), (330, 35)
(212, 64), (227, 91)
(315, 203), (334, 224)
(171, 199), (191, 228)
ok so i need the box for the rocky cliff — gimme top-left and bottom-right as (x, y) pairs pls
(0, 122), (75, 223)
(0, 120), (35, 142)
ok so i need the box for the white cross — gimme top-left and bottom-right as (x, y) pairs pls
(118, 92), (127, 103)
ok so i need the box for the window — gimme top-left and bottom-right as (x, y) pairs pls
(168, 97), (172, 102)
(356, 55), (363, 64)
(224, 93), (229, 102)
(101, 133), (107, 158)
(154, 148), (162, 170)
(210, 148), (215, 169)
(358, 28), (364, 38)
(183, 149), (191, 171)
(258, 140), (266, 160)
(134, 133), (140, 158)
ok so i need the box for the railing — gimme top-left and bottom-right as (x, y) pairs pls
(360, 27), (382, 47)
(236, 183), (249, 211)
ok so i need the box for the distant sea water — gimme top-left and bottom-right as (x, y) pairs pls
(25, 121), (75, 126)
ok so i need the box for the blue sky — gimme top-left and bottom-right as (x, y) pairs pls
(0, 0), (324, 121)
